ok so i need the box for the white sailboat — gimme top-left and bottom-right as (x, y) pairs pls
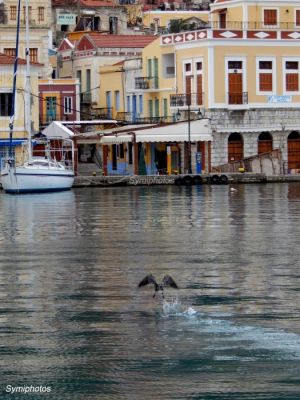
(0, 0), (74, 194)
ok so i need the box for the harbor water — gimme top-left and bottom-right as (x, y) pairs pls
(1, 184), (300, 399)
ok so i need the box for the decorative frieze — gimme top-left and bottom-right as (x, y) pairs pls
(161, 28), (300, 45)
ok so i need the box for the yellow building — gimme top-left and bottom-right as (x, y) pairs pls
(0, 53), (41, 165)
(142, 10), (209, 32)
(154, 0), (300, 173)
(96, 0), (300, 176)
(0, 0), (52, 78)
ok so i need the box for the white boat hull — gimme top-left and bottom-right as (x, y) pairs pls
(1, 165), (74, 194)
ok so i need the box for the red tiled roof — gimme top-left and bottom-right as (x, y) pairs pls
(89, 34), (157, 48)
(0, 53), (42, 66)
(52, 0), (116, 7)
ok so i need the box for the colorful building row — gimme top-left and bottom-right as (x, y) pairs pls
(96, 0), (300, 175)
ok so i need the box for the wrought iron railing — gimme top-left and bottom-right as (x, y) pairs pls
(135, 76), (159, 90)
(170, 93), (204, 107)
(80, 92), (92, 103)
(206, 21), (300, 31)
(96, 108), (113, 119)
(228, 92), (248, 105)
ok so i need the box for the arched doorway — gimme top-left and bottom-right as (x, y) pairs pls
(228, 132), (243, 162)
(258, 132), (273, 154)
(288, 131), (300, 171)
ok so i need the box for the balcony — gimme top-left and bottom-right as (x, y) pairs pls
(97, 108), (113, 119)
(134, 116), (174, 124)
(81, 93), (92, 104)
(228, 92), (248, 106)
(170, 93), (204, 107)
(135, 76), (159, 91)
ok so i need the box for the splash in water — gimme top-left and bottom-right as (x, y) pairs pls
(162, 298), (197, 317)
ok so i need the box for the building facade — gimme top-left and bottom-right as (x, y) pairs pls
(0, 0), (52, 78)
(38, 78), (80, 127)
(158, 0), (300, 173)
(0, 53), (41, 167)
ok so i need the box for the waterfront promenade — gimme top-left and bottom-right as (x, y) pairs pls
(72, 173), (300, 188)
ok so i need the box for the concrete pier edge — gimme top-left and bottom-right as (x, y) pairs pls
(72, 173), (300, 188)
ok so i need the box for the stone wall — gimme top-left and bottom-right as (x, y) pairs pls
(209, 108), (300, 167)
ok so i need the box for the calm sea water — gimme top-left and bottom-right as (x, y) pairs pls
(1, 184), (300, 400)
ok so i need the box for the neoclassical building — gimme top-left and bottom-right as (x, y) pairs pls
(157, 0), (300, 172)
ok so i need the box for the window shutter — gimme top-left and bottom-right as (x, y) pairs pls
(264, 9), (277, 25)
(286, 74), (299, 91)
(259, 73), (272, 91)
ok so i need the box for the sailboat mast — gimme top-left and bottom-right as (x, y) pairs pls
(25, 0), (32, 159)
(8, 0), (21, 158)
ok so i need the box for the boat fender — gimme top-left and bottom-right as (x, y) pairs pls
(193, 175), (203, 185)
(174, 177), (183, 185)
(210, 174), (220, 184)
(182, 175), (194, 185)
(220, 174), (229, 184)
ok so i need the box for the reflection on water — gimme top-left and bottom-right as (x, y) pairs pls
(1, 184), (300, 399)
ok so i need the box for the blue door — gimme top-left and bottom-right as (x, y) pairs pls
(132, 95), (137, 122)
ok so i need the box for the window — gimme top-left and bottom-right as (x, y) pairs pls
(185, 63), (191, 73)
(10, 6), (17, 20)
(115, 91), (120, 112)
(163, 98), (167, 118)
(29, 48), (38, 63)
(109, 16), (118, 34)
(219, 12), (226, 29)
(22, 6), (32, 23)
(126, 96), (130, 112)
(0, 93), (13, 116)
(4, 49), (15, 57)
(38, 7), (44, 22)
(259, 61), (272, 69)
(285, 61), (299, 92)
(264, 9), (277, 26)
(118, 144), (124, 159)
(64, 97), (72, 114)
(196, 62), (202, 71)
(128, 142), (133, 165)
(296, 10), (300, 26)
(228, 61), (242, 70)
(139, 95), (143, 114)
(258, 60), (273, 92)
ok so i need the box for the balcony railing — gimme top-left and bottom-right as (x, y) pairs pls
(80, 93), (92, 103)
(116, 112), (132, 122)
(228, 92), (248, 105)
(170, 93), (204, 107)
(97, 108), (113, 119)
(135, 76), (159, 90)
(134, 116), (174, 124)
(207, 21), (300, 31)
(114, 113), (174, 124)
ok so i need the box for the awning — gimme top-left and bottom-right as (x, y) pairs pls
(100, 135), (132, 144)
(42, 121), (75, 139)
(0, 139), (26, 146)
(134, 119), (213, 143)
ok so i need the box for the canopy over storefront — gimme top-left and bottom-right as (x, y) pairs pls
(134, 119), (212, 142)
(98, 120), (212, 144)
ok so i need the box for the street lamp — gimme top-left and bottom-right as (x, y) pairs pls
(176, 103), (203, 174)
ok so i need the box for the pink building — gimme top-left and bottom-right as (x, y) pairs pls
(38, 78), (80, 128)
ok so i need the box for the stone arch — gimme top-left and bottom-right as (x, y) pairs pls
(258, 131), (273, 154)
(228, 132), (243, 162)
(288, 131), (300, 171)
